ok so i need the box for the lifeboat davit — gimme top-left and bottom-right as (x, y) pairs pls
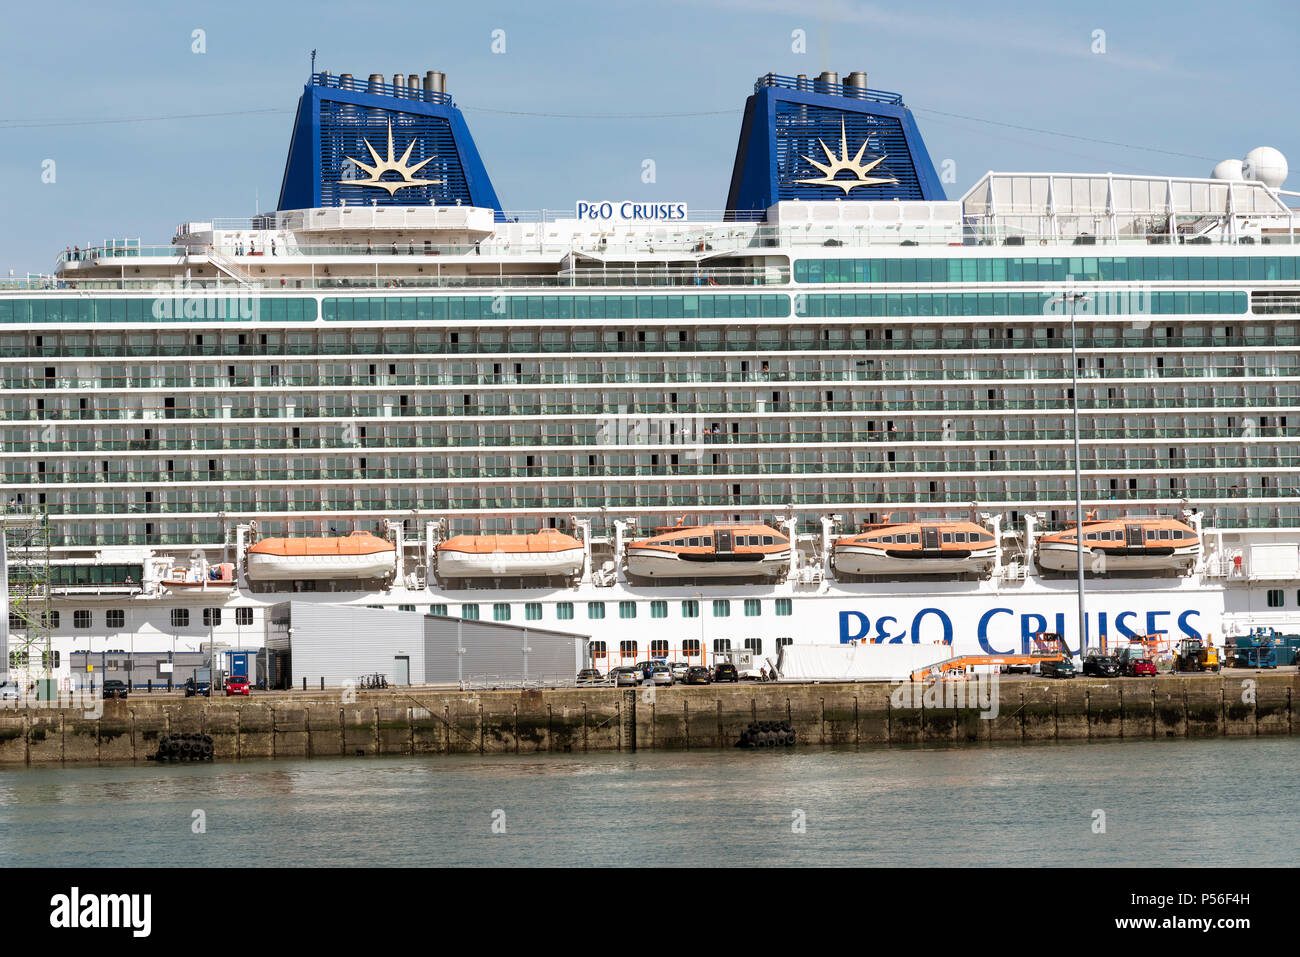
(1036, 515), (1201, 573)
(833, 520), (997, 576)
(435, 530), (584, 578)
(625, 524), (790, 579)
(245, 531), (396, 581)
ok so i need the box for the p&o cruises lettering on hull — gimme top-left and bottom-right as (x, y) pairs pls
(3, 65), (1298, 686)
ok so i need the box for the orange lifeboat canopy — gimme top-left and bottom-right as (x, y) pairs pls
(247, 530), (395, 557)
(438, 530), (582, 554)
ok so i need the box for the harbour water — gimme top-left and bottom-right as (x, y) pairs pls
(0, 739), (1295, 867)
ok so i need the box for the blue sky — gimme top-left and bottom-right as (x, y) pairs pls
(1, 0), (1296, 274)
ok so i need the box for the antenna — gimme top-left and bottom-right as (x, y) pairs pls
(311, 49), (317, 74)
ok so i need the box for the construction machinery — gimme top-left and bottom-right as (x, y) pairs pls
(1230, 629), (1281, 669)
(909, 631), (1071, 682)
(1173, 637), (1221, 673)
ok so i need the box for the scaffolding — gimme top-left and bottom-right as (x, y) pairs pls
(1, 508), (53, 691)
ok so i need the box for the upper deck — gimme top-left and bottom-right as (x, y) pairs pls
(24, 175), (1299, 297)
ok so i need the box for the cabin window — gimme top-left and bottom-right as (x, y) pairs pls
(713, 600), (731, 617)
(744, 599), (761, 617)
(493, 603), (511, 622)
(701, 537), (712, 546)
(688, 537), (701, 547)
(203, 608), (221, 627)
(776, 637), (794, 648)
(682, 600), (700, 618)
(909, 534), (920, 544)
(619, 601), (637, 619)
(712, 639), (731, 653)
(775, 599), (792, 616)
(525, 603), (542, 621)
(942, 533), (953, 543)
(429, 604), (448, 616)
(619, 640), (637, 657)
(106, 609), (125, 629)
(460, 604), (480, 620)
(682, 639), (701, 656)
(1266, 590), (1284, 608)
(650, 600), (667, 619)
(588, 602), (606, 619)
(74, 610), (92, 629)
(556, 602), (574, 620)
(235, 608), (253, 626)
(591, 641), (607, 660)
(650, 639), (669, 657)
(762, 536), (774, 545)
(744, 638), (763, 654)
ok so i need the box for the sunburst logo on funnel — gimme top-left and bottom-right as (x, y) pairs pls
(339, 121), (443, 195)
(797, 118), (898, 193)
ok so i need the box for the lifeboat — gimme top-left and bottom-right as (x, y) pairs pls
(162, 562), (236, 588)
(833, 520), (997, 576)
(625, 523), (790, 579)
(1036, 515), (1201, 573)
(435, 530), (585, 578)
(245, 531), (396, 581)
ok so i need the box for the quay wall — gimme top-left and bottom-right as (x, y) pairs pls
(0, 674), (1293, 764)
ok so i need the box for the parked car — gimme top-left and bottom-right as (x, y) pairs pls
(647, 664), (674, 686)
(637, 659), (670, 678)
(1039, 657), (1076, 679)
(683, 666), (712, 685)
(225, 675), (251, 696)
(0, 680), (21, 701)
(610, 667), (640, 687)
(1082, 653), (1121, 677)
(667, 661), (690, 680)
(713, 663), (740, 683)
(183, 677), (212, 698)
(576, 668), (604, 685)
(1124, 656), (1157, 677)
(101, 679), (129, 700)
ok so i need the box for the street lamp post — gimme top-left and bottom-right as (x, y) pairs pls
(1053, 291), (1093, 654)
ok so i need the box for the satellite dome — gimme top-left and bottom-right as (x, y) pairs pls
(1242, 147), (1288, 189)
(1211, 158), (1244, 181)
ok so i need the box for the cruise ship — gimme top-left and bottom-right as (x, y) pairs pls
(3, 66), (1299, 685)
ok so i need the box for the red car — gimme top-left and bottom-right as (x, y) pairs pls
(1125, 657), (1157, 677)
(225, 676), (251, 696)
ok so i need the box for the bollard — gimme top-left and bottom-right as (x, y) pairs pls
(302, 676), (306, 691)
(320, 677), (324, 691)
(147, 679), (152, 694)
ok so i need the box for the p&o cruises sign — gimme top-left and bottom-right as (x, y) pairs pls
(575, 201), (688, 222)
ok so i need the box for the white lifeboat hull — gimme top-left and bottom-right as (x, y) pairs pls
(436, 547), (585, 578)
(245, 551), (395, 581)
(834, 545), (997, 576)
(1036, 541), (1201, 572)
(625, 549), (789, 579)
